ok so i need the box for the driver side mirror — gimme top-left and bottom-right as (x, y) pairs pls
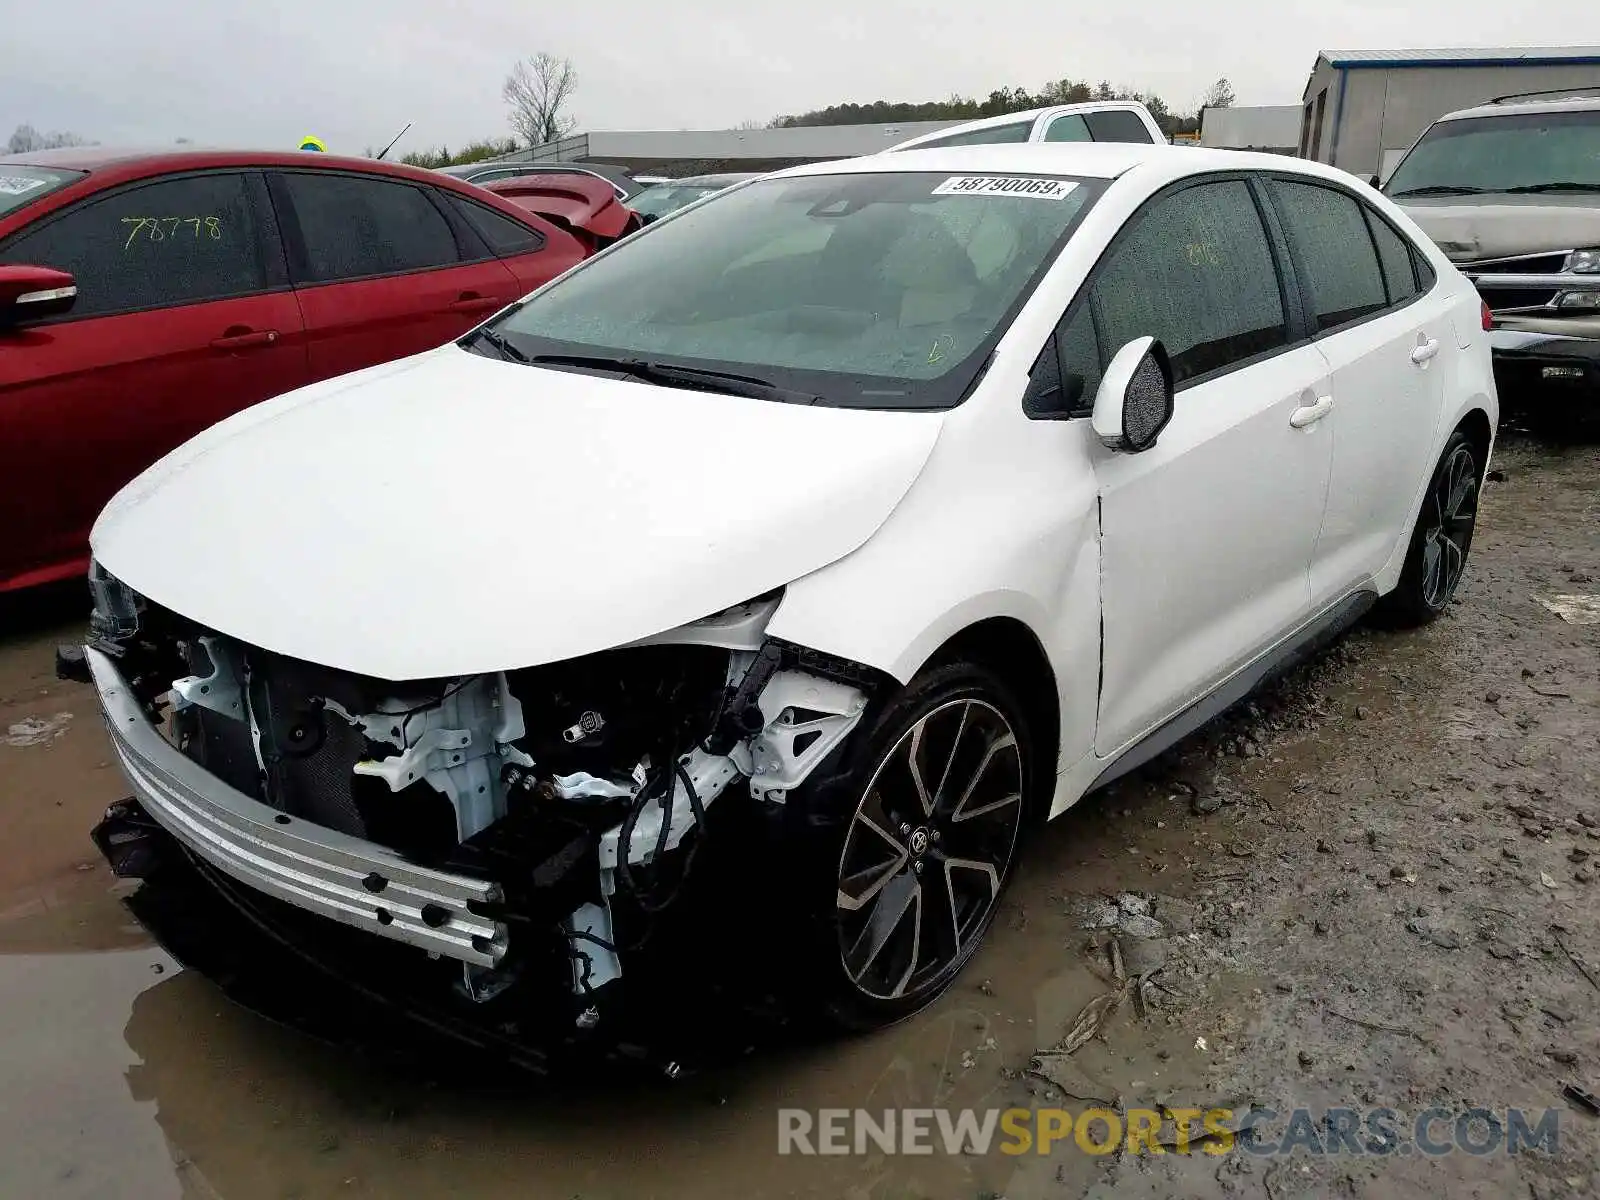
(1091, 336), (1175, 453)
(0, 265), (77, 327)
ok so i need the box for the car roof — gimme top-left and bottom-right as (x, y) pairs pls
(920, 100), (1151, 135)
(0, 145), (466, 186)
(774, 141), (1250, 182)
(1438, 94), (1600, 121)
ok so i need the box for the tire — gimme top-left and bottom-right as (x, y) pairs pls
(773, 661), (1037, 1031)
(1372, 429), (1482, 629)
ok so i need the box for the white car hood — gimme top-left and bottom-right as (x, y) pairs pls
(92, 347), (944, 680)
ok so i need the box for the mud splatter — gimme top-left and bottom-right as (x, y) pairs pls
(2, 712), (73, 748)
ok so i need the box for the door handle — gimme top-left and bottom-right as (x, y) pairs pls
(1289, 396), (1333, 428)
(448, 293), (503, 314)
(210, 328), (279, 351)
(1410, 337), (1441, 365)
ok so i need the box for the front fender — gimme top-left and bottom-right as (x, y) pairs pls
(767, 404), (1102, 778)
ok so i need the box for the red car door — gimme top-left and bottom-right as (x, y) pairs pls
(269, 170), (523, 379)
(0, 169), (309, 591)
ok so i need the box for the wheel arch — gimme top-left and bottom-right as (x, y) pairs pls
(1456, 406), (1493, 472)
(921, 616), (1062, 819)
(1374, 403), (1496, 596)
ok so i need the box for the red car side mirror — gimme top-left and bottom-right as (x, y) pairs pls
(0, 264), (77, 327)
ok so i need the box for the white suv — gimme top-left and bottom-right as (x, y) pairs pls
(887, 101), (1166, 151)
(78, 143), (1495, 1047)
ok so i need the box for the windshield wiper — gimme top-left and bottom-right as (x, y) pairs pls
(1502, 181), (1600, 194)
(463, 327), (529, 363)
(529, 353), (822, 405)
(1388, 184), (1489, 197)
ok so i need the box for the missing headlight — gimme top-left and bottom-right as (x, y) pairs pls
(88, 560), (142, 641)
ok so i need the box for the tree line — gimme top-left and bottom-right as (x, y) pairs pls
(7, 125), (92, 154)
(771, 77), (1236, 137)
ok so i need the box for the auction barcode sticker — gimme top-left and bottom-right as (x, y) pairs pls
(932, 176), (1078, 200)
(0, 176), (49, 196)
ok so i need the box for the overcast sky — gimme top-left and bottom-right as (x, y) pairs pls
(4, 0), (1600, 154)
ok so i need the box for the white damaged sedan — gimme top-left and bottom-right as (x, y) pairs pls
(75, 143), (1496, 1041)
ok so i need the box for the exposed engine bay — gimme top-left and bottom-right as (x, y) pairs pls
(81, 566), (874, 1030)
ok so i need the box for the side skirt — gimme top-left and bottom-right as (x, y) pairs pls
(1084, 589), (1377, 795)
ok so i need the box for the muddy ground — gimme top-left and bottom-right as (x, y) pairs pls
(0, 431), (1595, 1200)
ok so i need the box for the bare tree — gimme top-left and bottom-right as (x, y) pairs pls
(1200, 78), (1236, 110)
(503, 53), (579, 147)
(7, 124), (90, 154)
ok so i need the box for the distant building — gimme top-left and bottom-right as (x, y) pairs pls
(1300, 46), (1600, 180)
(1199, 106), (1301, 154)
(482, 123), (967, 176)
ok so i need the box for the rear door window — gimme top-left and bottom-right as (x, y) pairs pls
(1085, 109), (1156, 143)
(1090, 179), (1288, 384)
(1269, 180), (1388, 331)
(278, 172), (460, 283)
(0, 171), (268, 318)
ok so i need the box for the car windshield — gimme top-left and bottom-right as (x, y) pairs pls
(1385, 109), (1600, 196)
(483, 170), (1103, 410)
(629, 183), (727, 218)
(0, 165), (85, 219)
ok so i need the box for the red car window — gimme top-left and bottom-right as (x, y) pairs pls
(279, 172), (460, 283)
(444, 193), (545, 257)
(0, 172), (266, 318)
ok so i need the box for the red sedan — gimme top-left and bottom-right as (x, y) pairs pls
(0, 148), (598, 593)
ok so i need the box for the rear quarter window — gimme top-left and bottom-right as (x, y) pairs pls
(1365, 210), (1421, 305)
(446, 193), (544, 256)
(1085, 110), (1156, 144)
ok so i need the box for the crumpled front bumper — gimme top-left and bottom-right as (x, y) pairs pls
(86, 645), (508, 967)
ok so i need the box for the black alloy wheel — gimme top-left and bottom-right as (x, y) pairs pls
(764, 662), (1038, 1030)
(1419, 440), (1479, 610)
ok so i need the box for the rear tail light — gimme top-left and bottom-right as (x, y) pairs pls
(1481, 300), (1494, 331)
